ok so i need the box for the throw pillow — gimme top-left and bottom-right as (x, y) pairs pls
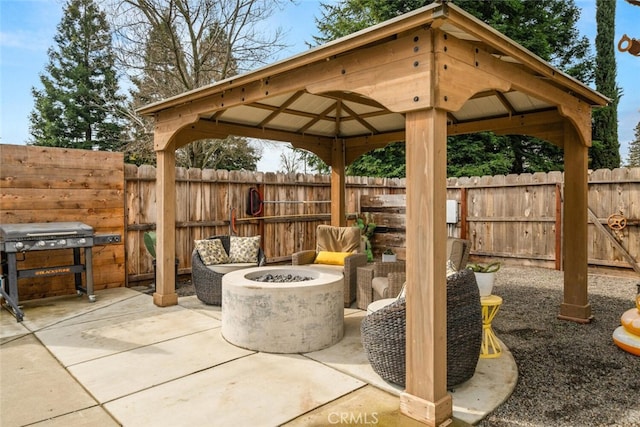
(228, 236), (261, 263)
(195, 239), (229, 265)
(314, 250), (353, 266)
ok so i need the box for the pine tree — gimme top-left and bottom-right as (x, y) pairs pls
(627, 122), (640, 167)
(591, 0), (621, 169)
(29, 0), (124, 151)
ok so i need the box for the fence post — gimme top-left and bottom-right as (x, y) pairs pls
(460, 187), (467, 240)
(555, 183), (562, 271)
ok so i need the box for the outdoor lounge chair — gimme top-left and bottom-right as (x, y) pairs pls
(360, 267), (482, 388)
(356, 261), (406, 310)
(191, 235), (266, 305)
(291, 224), (368, 307)
(356, 237), (471, 310)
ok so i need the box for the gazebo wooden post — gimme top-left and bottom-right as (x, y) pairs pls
(400, 108), (452, 426)
(331, 139), (347, 226)
(559, 122), (592, 323)
(153, 148), (178, 307)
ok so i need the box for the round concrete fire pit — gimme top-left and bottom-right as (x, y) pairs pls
(221, 266), (344, 353)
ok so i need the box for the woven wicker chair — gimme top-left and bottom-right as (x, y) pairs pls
(191, 235), (266, 305)
(292, 225), (367, 307)
(360, 268), (482, 388)
(356, 238), (471, 310)
(356, 261), (406, 310)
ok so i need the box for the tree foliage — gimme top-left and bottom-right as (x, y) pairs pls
(316, 0), (596, 178)
(29, 0), (125, 151)
(105, 0), (287, 168)
(347, 142), (406, 178)
(454, 0), (593, 81)
(176, 137), (260, 170)
(278, 147), (330, 174)
(627, 122), (640, 167)
(591, 0), (621, 169)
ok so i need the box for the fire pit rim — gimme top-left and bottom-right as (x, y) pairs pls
(240, 267), (340, 288)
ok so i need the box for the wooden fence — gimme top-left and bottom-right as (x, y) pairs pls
(125, 165), (640, 282)
(1, 144), (638, 302)
(457, 168), (639, 274)
(125, 166), (407, 283)
(0, 145), (126, 300)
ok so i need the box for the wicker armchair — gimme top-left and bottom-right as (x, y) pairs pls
(191, 235), (266, 305)
(360, 268), (482, 388)
(291, 225), (367, 307)
(356, 261), (406, 309)
(356, 238), (470, 310)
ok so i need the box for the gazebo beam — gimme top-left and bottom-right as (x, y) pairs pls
(344, 131), (406, 163)
(448, 110), (563, 140)
(307, 28), (433, 113)
(442, 4), (605, 106)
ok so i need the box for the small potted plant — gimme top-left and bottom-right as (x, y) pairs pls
(382, 248), (397, 262)
(467, 261), (501, 296)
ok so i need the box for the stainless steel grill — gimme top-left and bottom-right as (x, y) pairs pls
(0, 222), (96, 322)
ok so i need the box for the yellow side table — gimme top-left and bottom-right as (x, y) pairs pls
(480, 295), (503, 358)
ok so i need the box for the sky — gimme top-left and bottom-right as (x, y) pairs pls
(1, 0), (639, 172)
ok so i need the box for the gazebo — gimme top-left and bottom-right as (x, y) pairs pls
(138, 2), (608, 425)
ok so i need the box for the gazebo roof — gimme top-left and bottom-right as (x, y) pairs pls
(138, 1), (607, 164)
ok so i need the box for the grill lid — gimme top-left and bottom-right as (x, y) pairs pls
(0, 222), (94, 241)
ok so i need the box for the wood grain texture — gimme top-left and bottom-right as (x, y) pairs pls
(0, 145), (125, 301)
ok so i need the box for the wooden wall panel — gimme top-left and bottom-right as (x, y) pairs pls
(0, 144), (126, 300)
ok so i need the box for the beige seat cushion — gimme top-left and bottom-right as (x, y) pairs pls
(206, 262), (258, 274)
(447, 238), (464, 270)
(371, 277), (390, 300)
(367, 298), (396, 314)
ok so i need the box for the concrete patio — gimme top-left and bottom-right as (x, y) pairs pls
(1, 287), (517, 426)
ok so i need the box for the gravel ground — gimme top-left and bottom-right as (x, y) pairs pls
(477, 266), (640, 427)
(143, 266), (640, 426)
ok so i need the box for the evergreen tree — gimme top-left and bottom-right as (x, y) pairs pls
(591, 0), (621, 169)
(29, 0), (124, 151)
(627, 122), (640, 167)
(347, 142), (406, 178)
